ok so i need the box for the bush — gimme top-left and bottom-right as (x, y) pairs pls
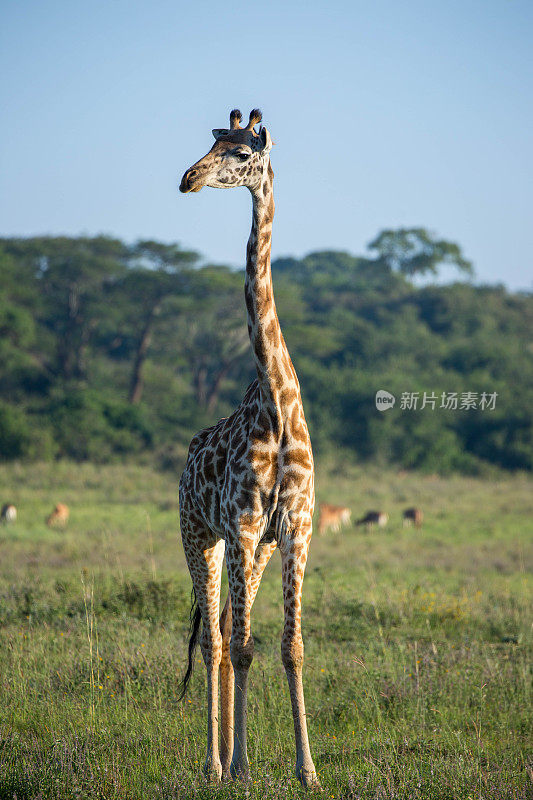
(46, 388), (154, 461)
(0, 402), (56, 461)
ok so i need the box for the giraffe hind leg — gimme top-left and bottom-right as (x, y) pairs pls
(219, 539), (277, 778)
(280, 519), (319, 788)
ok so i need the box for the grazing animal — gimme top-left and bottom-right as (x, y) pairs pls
(403, 507), (423, 527)
(177, 109), (319, 788)
(356, 510), (389, 529)
(46, 503), (69, 528)
(317, 503), (351, 535)
(1, 503), (17, 523)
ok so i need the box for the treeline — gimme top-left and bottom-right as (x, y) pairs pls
(0, 232), (531, 473)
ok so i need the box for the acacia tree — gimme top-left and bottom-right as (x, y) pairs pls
(368, 228), (474, 278)
(2, 236), (128, 381)
(173, 280), (249, 412)
(112, 241), (199, 404)
(188, 314), (249, 412)
(0, 245), (42, 397)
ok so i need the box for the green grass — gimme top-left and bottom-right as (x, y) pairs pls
(0, 460), (531, 799)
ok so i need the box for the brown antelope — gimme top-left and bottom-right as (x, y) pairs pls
(403, 507), (423, 527)
(46, 503), (69, 528)
(1, 503), (17, 523)
(356, 510), (388, 529)
(317, 503), (351, 536)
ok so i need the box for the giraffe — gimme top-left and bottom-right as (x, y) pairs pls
(177, 108), (319, 788)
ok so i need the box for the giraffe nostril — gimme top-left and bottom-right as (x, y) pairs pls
(180, 168), (201, 193)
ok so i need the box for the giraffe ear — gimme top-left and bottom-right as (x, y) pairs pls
(259, 126), (272, 153)
(212, 128), (229, 139)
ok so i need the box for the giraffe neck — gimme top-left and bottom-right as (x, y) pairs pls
(245, 163), (299, 415)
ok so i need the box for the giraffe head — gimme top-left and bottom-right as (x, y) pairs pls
(179, 108), (273, 194)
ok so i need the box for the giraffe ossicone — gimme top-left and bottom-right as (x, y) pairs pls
(178, 108), (319, 789)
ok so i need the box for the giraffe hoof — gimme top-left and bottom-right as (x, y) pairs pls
(203, 757), (222, 783)
(229, 760), (251, 781)
(297, 766), (321, 789)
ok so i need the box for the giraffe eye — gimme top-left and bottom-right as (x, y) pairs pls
(234, 149), (251, 160)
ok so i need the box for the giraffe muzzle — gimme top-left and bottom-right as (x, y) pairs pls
(179, 168), (203, 193)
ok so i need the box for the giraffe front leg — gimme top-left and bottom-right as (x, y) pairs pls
(280, 527), (320, 789)
(219, 595), (234, 778)
(225, 534), (258, 780)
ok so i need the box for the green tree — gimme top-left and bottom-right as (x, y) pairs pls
(1, 234), (531, 473)
(368, 228), (474, 278)
(173, 276), (249, 413)
(3, 236), (128, 381)
(113, 241), (199, 404)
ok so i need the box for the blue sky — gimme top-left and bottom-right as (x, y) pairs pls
(1, 0), (532, 289)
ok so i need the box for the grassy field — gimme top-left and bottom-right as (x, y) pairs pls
(0, 460), (531, 799)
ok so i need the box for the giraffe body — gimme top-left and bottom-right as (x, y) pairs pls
(178, 109), (318, 788)
(180, 381), (314, 543)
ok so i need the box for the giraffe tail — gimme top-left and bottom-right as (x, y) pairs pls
(178, 588), (202, 701)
